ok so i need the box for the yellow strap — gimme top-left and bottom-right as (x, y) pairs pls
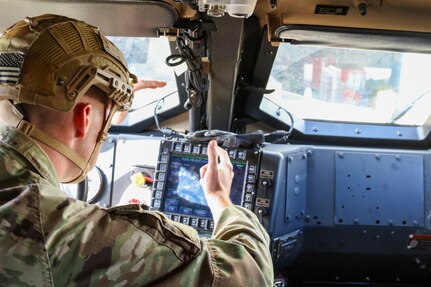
(16, 104), (120, 184)
(17, 120), (89, 172)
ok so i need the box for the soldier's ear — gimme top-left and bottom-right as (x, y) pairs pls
(73, 103), (92, 138)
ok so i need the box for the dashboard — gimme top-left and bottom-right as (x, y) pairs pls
(62, 134), (431, 284)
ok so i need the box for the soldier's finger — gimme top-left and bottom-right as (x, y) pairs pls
(207, 140), (218, 171)
(200, 164), (208, 178)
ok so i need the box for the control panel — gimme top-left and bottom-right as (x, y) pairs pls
(151, 139), (262, 234)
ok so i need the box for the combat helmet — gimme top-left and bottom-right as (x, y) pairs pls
(0, 14), (137, 183)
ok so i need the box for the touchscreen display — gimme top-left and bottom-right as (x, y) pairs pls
(163, 154), (246, 218)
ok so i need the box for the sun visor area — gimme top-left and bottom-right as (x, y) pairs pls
(0, 0), (178, 37)
(275, 25), (431, 54)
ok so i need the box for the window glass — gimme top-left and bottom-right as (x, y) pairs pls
(108, 36), (181, 126)
(265, 44), (431, 125)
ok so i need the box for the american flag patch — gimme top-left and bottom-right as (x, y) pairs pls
(0, 52), (24, 85)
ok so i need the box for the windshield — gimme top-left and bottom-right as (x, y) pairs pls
(265, 44), (431, 126)
(108, 36), (181, 127)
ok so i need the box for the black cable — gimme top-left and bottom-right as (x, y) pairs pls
(166, 36), (208, 93)
(153, 93), (186, 138)
(263, 97), (295, 143)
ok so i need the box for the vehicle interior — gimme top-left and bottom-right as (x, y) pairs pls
(1, 0), (431, 286)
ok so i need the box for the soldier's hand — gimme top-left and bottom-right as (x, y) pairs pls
(199, 140), (233, 224)
(112, 80), (167, 125)
(133, 79), (167, 91)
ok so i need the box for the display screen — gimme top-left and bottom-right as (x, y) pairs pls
(163, 154), (246, 218)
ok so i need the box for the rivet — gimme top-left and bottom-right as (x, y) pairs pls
(397, 131), (403, 137)
(312, 126), (319, 132)
(56, 78), (65, 86)
(24, 16), (39, 27)
(355, 128), (361, 134)
(67, 91), (77, 100)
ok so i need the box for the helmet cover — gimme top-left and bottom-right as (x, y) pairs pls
(0, 14), (136, 111)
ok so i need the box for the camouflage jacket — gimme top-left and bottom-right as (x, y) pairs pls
(0, 125), (274, 287)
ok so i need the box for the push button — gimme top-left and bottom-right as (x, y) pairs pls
(248, 165), (256, 174)
(157, 173), (165, 181)
(160, 155), (168, 163)
(190, 217), (198, 227)
(247, 174), (255, 183)
(172, 215), (181, 222)
(174, 143), (182, 152)
(199, 219), (208, 229)
(156, 182), (164, 190)
(155, 191), (163, 199)
(192, 146), (200, 154)
(237, 150), (246, 159)
(181, 216), (190, 225)
(159, 163), (167, 172)
(153, 200), (161, 209)
(246, 184), (254, 193)
(183, 144), (191, 153)
(244, 193), (252, 202)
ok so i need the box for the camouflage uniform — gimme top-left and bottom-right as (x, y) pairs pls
(0, 125), (274, 287)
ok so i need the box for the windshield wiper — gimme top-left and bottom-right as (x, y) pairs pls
(389, 88), (431, 123)
(128, 91), (177, 113)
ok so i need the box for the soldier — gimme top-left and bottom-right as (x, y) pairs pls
(0, 14), (273, 286)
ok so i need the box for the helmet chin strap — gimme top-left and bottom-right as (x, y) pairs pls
(16, 103), (120, 184)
